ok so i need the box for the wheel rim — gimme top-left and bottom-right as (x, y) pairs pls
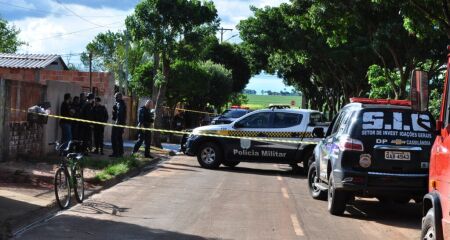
(309, 168), (320, 194)
(201, 147), (216, 164)
(423, 226), (436, 240)
(56, 170), (70, 207)
(75, 166), (84, 200)
(328, 177), (334, 209)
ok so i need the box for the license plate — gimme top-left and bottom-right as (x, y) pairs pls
(385, 151), (410, 161)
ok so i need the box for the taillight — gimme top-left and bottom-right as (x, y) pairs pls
(339, 136), (364, 152)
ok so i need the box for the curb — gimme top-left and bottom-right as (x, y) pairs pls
(4, 156), (167, 239)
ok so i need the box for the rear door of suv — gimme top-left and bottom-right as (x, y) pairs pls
(348, 108), (435, 176)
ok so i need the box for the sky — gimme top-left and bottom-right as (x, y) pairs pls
(0, 0), (292, 93)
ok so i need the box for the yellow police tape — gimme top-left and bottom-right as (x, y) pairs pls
(12, 108), (318, 145)
(163, 106), (216, 115)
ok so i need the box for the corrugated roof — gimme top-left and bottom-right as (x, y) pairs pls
(0, 53), (67, 69)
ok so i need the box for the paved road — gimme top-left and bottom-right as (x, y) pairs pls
(15, 156), (422, 239)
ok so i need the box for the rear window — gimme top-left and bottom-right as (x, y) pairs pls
(353, 108), (435, 146)
(272, 112), (303, 128)
(222, 110), (247, 118)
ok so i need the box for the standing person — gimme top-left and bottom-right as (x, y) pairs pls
(92, 97), (108, 155)
(71, 96), (81, 140)
(110, 92), (126, 157)
(132, 100), (154, 158)
(60, 93), (72, 144)
(80, 93), (95, 152)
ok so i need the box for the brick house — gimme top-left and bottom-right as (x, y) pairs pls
(0, 53), (115, 161)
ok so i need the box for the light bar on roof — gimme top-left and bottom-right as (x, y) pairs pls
(350, 97), (411, 106)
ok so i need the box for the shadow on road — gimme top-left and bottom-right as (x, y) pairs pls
(70, 200), (130, 217)
(16, 214), (222, 240)
(343, 199), (421, 230)
(166, 161), (307, 179)
(217, 166), (307, 179)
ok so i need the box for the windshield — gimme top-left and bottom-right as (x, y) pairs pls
(222, 109), (247, 118)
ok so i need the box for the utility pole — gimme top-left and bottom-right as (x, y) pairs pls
(89, 52), (92, 93)
(219, 27), (233, 43)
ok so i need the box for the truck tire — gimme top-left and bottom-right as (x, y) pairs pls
(327, 174), (348, 216)
(421, 208), (442, 240)
(197, 142), (222, 169)
(308, 163), (327, 200)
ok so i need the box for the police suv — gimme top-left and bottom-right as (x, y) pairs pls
(307, 98), (435, 216)
(184, 106), (328, 171)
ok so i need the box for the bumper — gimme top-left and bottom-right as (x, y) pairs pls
(184, 136), (199, 156)
(333, 168), (428, 197)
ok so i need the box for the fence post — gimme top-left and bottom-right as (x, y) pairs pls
(0, 79), (8, 161)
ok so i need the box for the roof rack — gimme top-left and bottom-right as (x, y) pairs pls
(268, 104), (291, 109)
(350, 98), (411, 106)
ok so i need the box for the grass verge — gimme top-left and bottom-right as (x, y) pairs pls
(83, 155), (149, 182)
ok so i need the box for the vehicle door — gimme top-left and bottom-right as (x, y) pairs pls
(433, 77), (450, 233)
(227, 111), (274, 161)
(318, 110), (350, 180)
(266, 111), (305, 161)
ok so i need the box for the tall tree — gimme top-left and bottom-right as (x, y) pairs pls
(126, 0), (218, 147)
(0, 17), (24, 53)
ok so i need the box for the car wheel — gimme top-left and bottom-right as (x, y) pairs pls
(197, 142), (222, 169)
(307, 163), (327, 200)
(421, 208), (441, 240)
(222, 161), (240, 168)
(327, 174), (347, 216)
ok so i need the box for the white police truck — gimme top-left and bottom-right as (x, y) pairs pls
(184, 106), (328, 172)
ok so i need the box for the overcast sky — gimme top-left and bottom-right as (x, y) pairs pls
(0, 0), (292, 92)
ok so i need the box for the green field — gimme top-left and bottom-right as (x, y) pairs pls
(243, 94), (302, 110)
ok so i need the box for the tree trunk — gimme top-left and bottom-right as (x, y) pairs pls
(152, 53), (170, 148)
(151, 53), (160, 147)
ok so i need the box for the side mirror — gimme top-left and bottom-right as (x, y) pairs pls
(312, 127), (325, 138)
(410, 70), (429, 112)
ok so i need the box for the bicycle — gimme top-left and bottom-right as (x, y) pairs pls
(50, 140), (85, 209)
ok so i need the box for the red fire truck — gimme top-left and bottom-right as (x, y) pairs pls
(421, 47), (450, 240)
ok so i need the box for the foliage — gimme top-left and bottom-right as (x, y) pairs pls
(0, 18), (24, 53)
(230, 93), (249, 106)
(203, 42), (251, 93)
(429, 89), (442, 120)
(367, 65), (401, 99)
(167, 60), (232, 110)
(129, 61), (154, 97)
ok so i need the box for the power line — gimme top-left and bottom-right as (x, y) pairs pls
(0, 1), (127, 18)
(55, 0), (107, 27)
(29, 21), (124, 42)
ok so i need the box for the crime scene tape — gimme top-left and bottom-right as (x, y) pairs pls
(163, 106), (216, 115)
(10, 108), (318, 145)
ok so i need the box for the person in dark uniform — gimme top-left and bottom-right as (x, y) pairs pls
(110, 92), (126, 157)
(60, 93), (72, 143)
(80, 93), (95, 152)
(92, 97), (109, 155)
(71, 96), (81, 140)
(132, 100), (154, 158)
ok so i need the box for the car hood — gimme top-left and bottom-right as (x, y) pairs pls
(192, 124), (231, 134)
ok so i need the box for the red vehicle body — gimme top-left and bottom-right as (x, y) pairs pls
(422, 49), (450, 240)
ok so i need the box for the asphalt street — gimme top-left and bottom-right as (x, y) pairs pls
(15, 155), (422, 240)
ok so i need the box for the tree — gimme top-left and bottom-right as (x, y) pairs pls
(203, 42), (251, 93)
(0, 17), (24, 53)
(126, 0), (218, 147)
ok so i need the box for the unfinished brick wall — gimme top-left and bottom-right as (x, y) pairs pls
(8, 122), (44, 160)
(40, 70), (112, 96)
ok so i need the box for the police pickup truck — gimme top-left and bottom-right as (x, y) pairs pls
(184, 106), (328, 172)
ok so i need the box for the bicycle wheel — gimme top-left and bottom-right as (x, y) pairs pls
(54, 168), (71, 209)
(73, 162), (84, 203)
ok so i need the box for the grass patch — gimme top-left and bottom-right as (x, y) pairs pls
(243, 94), (302, 110)
(92, 155), (144, 182)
